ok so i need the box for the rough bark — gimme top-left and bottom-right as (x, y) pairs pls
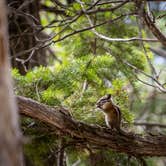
(17, 96), (166, 157)
(0, 1), (23, 165)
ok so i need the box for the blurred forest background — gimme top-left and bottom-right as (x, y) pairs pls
(6, 0), (166, 165)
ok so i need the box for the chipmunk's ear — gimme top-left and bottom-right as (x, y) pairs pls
(106, 94), (111, 99)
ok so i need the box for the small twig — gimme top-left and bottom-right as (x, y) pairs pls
(134, 122), (166, 128)
(35, 79), (41, 102)
(134, 75), (158, 89)
(136, 2), (157, 79)
(136, 156), (147, 166)
(157, 13), (166, 19)
(57, 138), (67, 166)
(97, 0), (127, 6)
(105, 47), (166, 93)
(123, 61), (166, 93)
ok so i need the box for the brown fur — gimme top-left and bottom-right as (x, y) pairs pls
(96, 95), (121, 130)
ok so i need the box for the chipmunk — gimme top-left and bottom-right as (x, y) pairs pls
(96, 94), (122, 131)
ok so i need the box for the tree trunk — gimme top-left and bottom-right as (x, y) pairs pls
(0, 1), (23, 165)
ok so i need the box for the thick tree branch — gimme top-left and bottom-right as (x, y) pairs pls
(135, 1), (166, 47)
(17, 96), (166, 157)
(142, 13), (166, 47)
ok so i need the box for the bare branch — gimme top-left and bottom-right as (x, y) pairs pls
(82, 0), (129, 14)
(40, 5), (67, 16)
(135, 1), (166, 47)
(150, 47), (166, 59)
(123, 61), (166, 93)
(97, 1), (127, 6)
(105, 47), (166, 93)
(78, 1), (158, 43)
(157, 13), (166, 19)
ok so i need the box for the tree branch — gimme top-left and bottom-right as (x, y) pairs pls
(135, 1), (166, 47)
(78, 0), (158, 43)
(134, 122), (166, 128)
(150, 47), (166, 59)
(40, 5), (67, 16)
(17, 96), (166, 157)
